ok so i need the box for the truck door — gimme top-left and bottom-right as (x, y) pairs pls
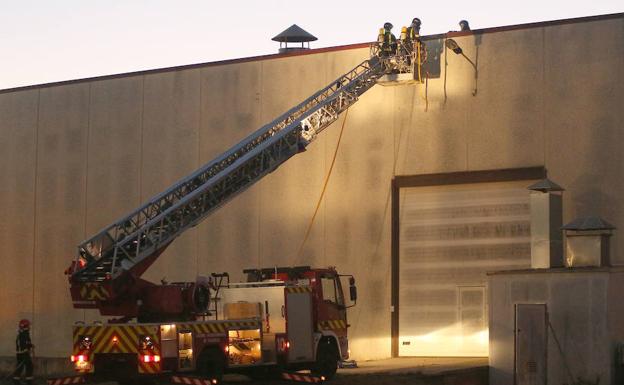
(160, 324), (178, 371)
(318, 273), (348, 354)
(286, 289), (315, 362)
(177, 330), (194, 371)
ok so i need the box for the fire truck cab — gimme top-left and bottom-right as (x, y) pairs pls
(71, 266), (356, 383)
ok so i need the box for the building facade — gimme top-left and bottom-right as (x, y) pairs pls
(0, 13), (622, 372)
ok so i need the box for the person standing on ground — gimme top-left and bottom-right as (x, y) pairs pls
(13, 319), (34, 385)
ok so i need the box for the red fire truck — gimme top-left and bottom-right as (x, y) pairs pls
(63, 52), (391, 384)
(69, 267), (356, 383)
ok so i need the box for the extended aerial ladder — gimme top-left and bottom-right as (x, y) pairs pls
(67, 49), (415, 320)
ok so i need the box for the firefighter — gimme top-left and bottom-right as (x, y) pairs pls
(459, 19), (471, 31)
(405, 18), (425, 81)
(406, 17), (421, 42)
(377, 22), (397, 57)
(13, 319), (34, 385)
(403, 18), (423, 58)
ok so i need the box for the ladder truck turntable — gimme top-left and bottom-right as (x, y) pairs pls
(62, 47), (419, 384)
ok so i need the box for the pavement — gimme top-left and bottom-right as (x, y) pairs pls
(337, 357), (488, 376)
(0, 357), (489, 385)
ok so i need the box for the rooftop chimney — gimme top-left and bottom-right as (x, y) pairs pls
(528, 178), (564, 268)
(272, 24), (318, 54)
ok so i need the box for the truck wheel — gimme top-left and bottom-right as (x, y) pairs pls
(312, 339), (338, 380)
(197, 348), (225, 383)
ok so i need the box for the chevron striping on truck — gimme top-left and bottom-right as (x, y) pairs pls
(46, 375), (85, 385)
(281, 372), (324, 383)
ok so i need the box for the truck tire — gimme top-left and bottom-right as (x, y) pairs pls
(312, 339), (338, 380)
(197, 348), (225, 382)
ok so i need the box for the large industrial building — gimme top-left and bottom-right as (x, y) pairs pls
(1, 12), (623, 384)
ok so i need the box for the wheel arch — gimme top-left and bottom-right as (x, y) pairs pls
(197, 343), (227, 373)
(315, 331), (341, 359)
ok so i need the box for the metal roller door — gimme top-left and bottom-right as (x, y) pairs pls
(398, 181), (533, 356)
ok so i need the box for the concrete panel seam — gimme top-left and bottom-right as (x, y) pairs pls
(197, 71), (203, 270)
(32, 89), (41, 328)
(83, 83), (92, 239)
(541, 27), (547, 167)
(139, 76), (146, 202)
(258, 61), (264, 263)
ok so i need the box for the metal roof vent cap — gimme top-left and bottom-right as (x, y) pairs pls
(272, 24), (318, 54)
(527, 178), (565, 193)
(562, 216), (615, 268)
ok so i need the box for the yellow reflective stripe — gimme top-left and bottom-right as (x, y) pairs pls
(79, 283), (109, 300)
(317, 320), (346, 330)
(73, 327), (85, 346)
(89, 326), (113, 353)
(96, 327), (116, 353)
(286, 286), (312, 293)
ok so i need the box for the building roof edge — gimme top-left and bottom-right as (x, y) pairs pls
(1, 12), (622, 94)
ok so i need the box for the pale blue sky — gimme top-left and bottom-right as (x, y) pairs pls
(1, 0), (622, 90)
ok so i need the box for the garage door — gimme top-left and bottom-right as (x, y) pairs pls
(398, 180), (532, 356)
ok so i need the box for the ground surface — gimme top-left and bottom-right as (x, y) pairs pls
(237, 373), (437, 384)
(215, 357), (489, 384)
(2, 357), (488, 385)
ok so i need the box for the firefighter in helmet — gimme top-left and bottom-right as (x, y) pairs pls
(400, 18), (421, 57)
(13, 319), (34, 385)
(377, 22), (397, 57)
(404, 17), (425, 81)
(407, 17), (421, 42)
(402, 18), (424, 58)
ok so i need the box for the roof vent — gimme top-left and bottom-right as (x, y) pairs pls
(272, 24), (318, 54)
(562, 216), (615, 268)
(527, 178), (565, 193)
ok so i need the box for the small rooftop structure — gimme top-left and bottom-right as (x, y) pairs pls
(562, 216), (615, 268)
(561, 216), (616, 231)
(527, 178), (565, 193)
(272, 24), (317, 54)
(527, 178), (564, 268)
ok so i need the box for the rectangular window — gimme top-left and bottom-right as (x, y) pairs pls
(321, 277), (337, 304)
(178, 331), (193, 369)
(458, 286), (486, 334)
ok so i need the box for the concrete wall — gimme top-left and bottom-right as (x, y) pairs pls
(489, 268), (624, 385)
(0, 15), (623, 361)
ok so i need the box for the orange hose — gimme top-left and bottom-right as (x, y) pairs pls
(296, 108), (350, 258)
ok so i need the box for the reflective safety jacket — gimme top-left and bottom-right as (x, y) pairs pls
(406, 26), (420, 42)
(377, 28), (397, 53)
(15, 330), (33, 354)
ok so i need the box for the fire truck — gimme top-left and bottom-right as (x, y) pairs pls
(63, 47), (417, 384)
(68, 267), (356, 383)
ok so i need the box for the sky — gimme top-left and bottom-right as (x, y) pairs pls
(1, 0), (622, 90)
